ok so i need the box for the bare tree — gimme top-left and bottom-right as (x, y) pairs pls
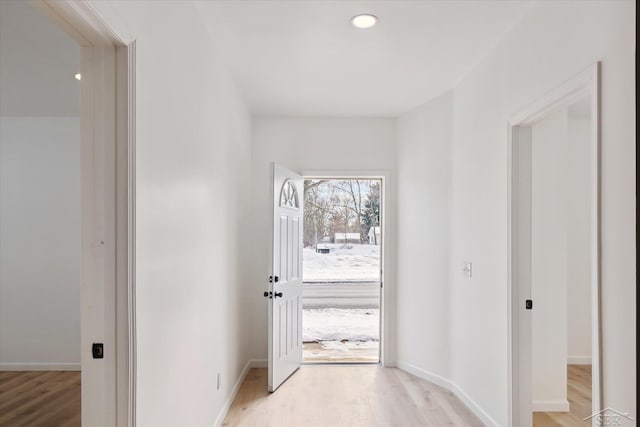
(329, 180), (367, 243)
(304, 180), (331, 247)
(304, 179), (379, 247)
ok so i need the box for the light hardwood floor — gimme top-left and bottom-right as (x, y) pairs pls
(223, 366), (483, 426)
(0, 371), (80, 427)
(533, 365), (592, 427)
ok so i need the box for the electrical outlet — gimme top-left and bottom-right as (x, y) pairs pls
(217, 373), (220, 390)
(463, 262), (472, 278)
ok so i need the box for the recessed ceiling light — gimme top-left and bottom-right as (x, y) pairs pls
(351, 14), (378, 29)
(74, 73), (82, 81)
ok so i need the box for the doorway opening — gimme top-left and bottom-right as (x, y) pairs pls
(509, 64), (601, 426)
(301, 178), (382, 363)
(530, 95), (594, 425)
(0, 1), (135, 424)
(0, 1), (82, 424)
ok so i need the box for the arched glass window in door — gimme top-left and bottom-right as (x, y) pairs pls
(280, 179), (299, 209)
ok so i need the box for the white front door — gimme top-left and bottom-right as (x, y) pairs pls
(268, 163), (303, 392)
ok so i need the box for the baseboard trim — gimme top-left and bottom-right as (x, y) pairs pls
(567, 356), (592, 365)
(0, 363), (80, 371)
(213, 359), (268, 427)
(213, 360), (251, 427)
(532, 400), (570, 412)
(397, 361), (499, 426)
(249, 359), (267, 368)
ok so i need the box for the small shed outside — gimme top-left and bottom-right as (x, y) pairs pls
(334, 232), (361, 244)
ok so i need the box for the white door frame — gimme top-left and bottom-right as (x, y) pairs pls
(507, 63), (601, 426)
(31, 1), (136, 425)
(302, 170), (395, 367)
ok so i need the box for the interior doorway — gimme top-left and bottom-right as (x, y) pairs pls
(528, 95), (594, 425)
(0, 1), (135, 425)
(509, 64), (601, 426)
(0, 1), (82, 424)
(301, 178), (382, 363)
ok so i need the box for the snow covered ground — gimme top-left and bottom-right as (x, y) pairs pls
(303, 308), (379, 342)
(303, 243), (380, 282)
(302, 244), (380, 361)
(303, 308), (380, 362)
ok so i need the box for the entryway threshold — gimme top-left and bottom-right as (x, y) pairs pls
(302, 361), (381, 366)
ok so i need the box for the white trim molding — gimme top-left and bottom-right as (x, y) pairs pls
(0, 363), (81, 371)
(124, 39), (137, 427)
(250, 359), (268, 368)
(213, 361), (252, 427)
(212, 359), (268, 427)
(397, 361), (500, 426)
(567, 356), (592, 365)
(532, 400), (570, 412)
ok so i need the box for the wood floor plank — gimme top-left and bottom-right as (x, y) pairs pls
(533, 365), (592, 427)
(0, 365), (590, 425)
(222, 366), (483, 426)
(0, 371), (80, 427)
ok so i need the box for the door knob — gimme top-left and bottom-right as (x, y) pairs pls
(274, 292), (283, 298)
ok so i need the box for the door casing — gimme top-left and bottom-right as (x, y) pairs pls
(303, 170), (395, 367)
(30, 1), (136, 425)
(507, 63), (601, 426)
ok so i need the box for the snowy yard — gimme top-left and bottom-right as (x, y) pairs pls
(301, 243), (381, 361)
(303, 308), (379, 342)
(302, 308), (379, 362)
(303, 243), (380, 282)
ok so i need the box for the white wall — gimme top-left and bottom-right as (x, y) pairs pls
(87, 1), (635, 425)
(87, 1), (253, 425)
(531, 108), (569, 410)
(0, 0), (80, 117)
(0, 117), (81, 370)
(0, 0), (81, 371)
(396, 91), (453, 381)
(566, 112), (592, 363)
(248, 117), (397, 362)
(448, 1), (635, 424)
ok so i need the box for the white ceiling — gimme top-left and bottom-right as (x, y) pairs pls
(0, 0), (80, 117)
(197, 0), (534, 117)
